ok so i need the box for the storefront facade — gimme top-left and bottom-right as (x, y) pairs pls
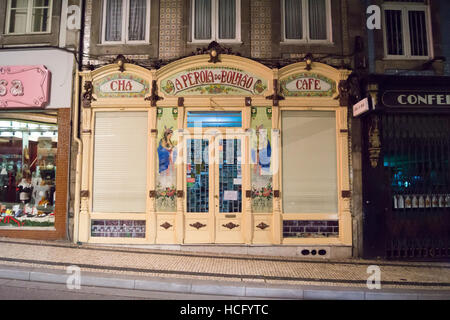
(0, 48), (74, 240)
(360, 75), (450, 260)
(75, 54), (352, 257)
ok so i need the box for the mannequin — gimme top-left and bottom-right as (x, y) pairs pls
(18, 173), (32, 204)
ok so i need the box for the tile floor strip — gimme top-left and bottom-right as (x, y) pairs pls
(0, 239), (449, 269)
(1, 257), (450, 288)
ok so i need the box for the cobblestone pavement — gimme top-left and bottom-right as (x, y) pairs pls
(0, 237), (449, 291)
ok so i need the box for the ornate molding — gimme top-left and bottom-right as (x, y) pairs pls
(256, 222), (270, 230)
(160, 222), (173, 230)
(265, 79), (285, 106)
(145, 80), (164, 106)
(82, 81), (96, 108)
(222, 222), (239, 230)
(368, 115), (381, 168)
(190, 222), (207, 230)
(338, 75), (362, 107)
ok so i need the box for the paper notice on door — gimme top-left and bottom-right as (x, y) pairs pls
(224, 191), (238, 201)
(233, 178), (242, 185)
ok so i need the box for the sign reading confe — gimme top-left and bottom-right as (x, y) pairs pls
(280, 73), (336, 97)
(0, 65), (50, 108)
(161, 66), (267, 96)
(94, 73), (149, 98)
(382, 91), (450, 107)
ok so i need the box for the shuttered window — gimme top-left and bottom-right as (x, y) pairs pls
(282, 111), (338, 214)
(383, 2), (430, 58)
(93, 112), (148, 213)
(192, 0), (240, 42)
(283, 0), (331, 42)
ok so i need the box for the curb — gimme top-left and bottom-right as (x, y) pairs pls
(0, 266), (449, 300)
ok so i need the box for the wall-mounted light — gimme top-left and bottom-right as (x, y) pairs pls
(304, 53), (313, 71)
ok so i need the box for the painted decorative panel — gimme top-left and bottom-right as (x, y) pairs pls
(280, 73), (336, 97)
(161, 66), (267, 96)
(93, 73), (149, 98)
(250, 107), (273, 213)
(156, 108), (178, 212)
(283, 220), (339, 238)
(91, 220), (146, 238)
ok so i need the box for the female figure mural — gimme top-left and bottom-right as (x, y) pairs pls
(156, 126), (177, 211)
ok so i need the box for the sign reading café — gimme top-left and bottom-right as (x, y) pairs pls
(280, 73), (336, 97)
(160, 66), (268, 96)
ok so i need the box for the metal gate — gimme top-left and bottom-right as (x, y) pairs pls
(362, 113), (450, 260)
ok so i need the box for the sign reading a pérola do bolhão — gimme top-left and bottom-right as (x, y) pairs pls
(160, 66), (268, 96)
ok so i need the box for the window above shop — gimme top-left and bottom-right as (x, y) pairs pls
(101, 0), (151, 44)
(382, 1), (432, 59)
(191, 0), (241, 43)
(281, 0), (332, 43)
(5, 0), (52, 35)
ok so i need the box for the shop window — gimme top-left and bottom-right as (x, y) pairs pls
(0, 120), (57, 228)
(282, 0), (331, 43)
(191, 0), (241, 43)
(281, 111), (338, 214)
(6, 0), (52, 34)
(383, 1), (431, 58)
(102, 0), (151, 44)
(92, 112), (148, 213)
(187, 111), (242, 128)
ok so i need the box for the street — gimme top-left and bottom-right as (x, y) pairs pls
(0, 279), (272, 300)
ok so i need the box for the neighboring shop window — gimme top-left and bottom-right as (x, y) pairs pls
(0, 119), (57, 228)
(93, 112), (148, 213)
(281, 111), (338, 214)
(383, 1), (430, 58)
(191, 0), (241, 42)
(156, 108), (178, 213)
(102, 0), (151, 43)
(282, 0), (331, 42)
(250, 107), (273, 213)
(6, 0), (53, 34)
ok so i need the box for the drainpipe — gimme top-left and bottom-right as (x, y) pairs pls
(366, 0), (376, 74)
(73, 0), (85, 243)
(72, 71), (83, 244)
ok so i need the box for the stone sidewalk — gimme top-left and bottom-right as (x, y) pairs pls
(0, 237), (449, 299)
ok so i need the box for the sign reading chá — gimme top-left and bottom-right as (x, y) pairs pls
(0, 65), (50, 108)
(161, 66), (267, 96)
(95, 73), (149, 98)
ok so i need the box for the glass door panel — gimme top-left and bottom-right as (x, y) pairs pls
(218, 139), (242, 213)
(186, 139), (210, 213)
